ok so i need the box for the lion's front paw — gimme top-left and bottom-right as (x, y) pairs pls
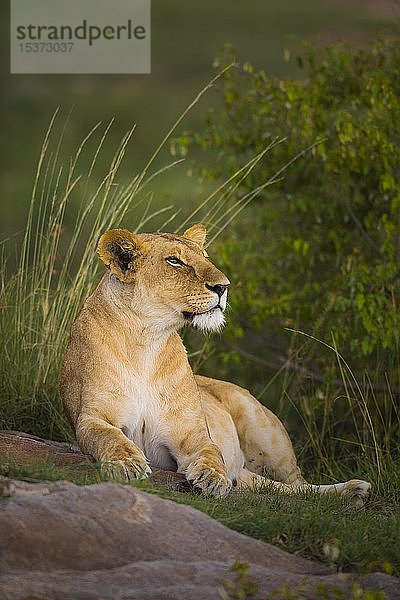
(186, 460), (232, 497)
(342, 479), (371, 507)
(101, 457), (152, 482)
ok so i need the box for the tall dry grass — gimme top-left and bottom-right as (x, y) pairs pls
(0, 70), (287, 439)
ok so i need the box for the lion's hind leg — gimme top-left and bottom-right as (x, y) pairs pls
(200, 379), (306, 485)
(197, 377), (371, 505)
(236, 467), (292, 492)
(197, 379), (371, 506)
(235, 468), (371, 507)
(305, 479), (371, 507)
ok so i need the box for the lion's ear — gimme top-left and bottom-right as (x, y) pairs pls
(182, 223), (207, 249)
(97, 229), (147, 282)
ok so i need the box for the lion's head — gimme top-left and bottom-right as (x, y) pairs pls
(97, 224), (230, 333)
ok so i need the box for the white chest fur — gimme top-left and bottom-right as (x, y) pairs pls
(114, 362), (177, 471)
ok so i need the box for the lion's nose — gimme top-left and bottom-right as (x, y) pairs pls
(205, 283), (229, 298)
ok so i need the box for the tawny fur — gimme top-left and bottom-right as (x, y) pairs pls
(60, 223), (371, 504)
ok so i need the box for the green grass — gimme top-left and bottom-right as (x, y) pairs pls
(139, 459), (400, 576)
(0, 458), (100, 487)
(1, 457), (399, 577)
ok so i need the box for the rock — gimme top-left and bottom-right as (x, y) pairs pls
(0, 429), (187, 489)
(0, 477), (398, 600)
(0, 430), (86, 466)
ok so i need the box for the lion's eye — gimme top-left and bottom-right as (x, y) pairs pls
(166, 256), (186, 267)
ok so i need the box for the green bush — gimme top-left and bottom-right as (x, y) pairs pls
(173, 37), (400, 466)
(177, 36), (400, 376)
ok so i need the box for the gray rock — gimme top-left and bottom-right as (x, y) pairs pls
(0, 477), (398, 599)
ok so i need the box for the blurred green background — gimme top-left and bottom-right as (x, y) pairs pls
(0, 0), (395, 241)
(1, 1), (399, 478)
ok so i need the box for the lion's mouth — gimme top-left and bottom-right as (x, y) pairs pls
(183, 303), (226, 333)
(183, 306), (222, 320)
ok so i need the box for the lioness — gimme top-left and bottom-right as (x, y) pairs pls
(61, 224), (370, 504)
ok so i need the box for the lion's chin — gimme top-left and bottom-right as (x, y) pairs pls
(191, 308), (225, 333)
